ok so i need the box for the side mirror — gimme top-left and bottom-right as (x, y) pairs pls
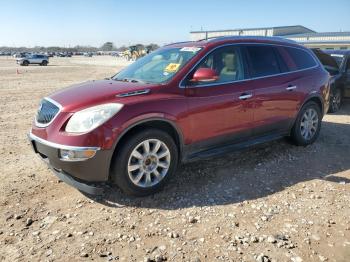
(190, 68), (219, 83)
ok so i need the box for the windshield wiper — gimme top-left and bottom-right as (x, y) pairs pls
(112, 78), (127, 82)
(112, 77), (152, 84)
(124, 78), (146, 83)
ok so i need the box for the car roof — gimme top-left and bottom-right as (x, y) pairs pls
(164, 36), (301, 49)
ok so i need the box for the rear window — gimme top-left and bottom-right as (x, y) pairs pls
(283, 47), (317, 70)
(245, 45), (282, 77)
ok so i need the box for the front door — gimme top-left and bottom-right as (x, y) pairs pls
(182, 45), (254, 151)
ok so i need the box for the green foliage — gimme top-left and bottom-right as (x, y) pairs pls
(100, 42), (115, 51)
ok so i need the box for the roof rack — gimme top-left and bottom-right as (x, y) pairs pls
(198, 35), (297, 44)
(163, 41), (194, 47)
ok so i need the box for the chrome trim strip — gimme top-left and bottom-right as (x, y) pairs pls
(286, 85), (297, 91)
(35, 97), (63, 128)
(29, 132), (100, 151)
(239, 94), (253, 100)
(117, 89), (150, 97)
(179, 42), (320, 89)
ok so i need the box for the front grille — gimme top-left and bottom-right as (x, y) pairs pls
(36, 99), (60, 126)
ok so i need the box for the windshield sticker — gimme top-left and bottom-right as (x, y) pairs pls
(180, 47), (201, 53)
(164, 63), (181, 73)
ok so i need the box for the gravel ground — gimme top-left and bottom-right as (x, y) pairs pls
(0, 56), (349, 262)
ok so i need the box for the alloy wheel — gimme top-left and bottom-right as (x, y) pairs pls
(127, 139), (171, 188)
(300, 108), (319, 140)
(332, 90), (341, 112)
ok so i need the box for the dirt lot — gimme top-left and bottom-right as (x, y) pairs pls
(0, 56), (349, 262)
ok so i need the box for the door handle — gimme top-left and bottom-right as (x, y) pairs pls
(239, 93), (253, 100)
(286, 85), (297, 91)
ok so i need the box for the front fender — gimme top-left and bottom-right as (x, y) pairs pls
(109, 112), (185, 153)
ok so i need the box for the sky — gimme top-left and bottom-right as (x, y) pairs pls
(0, 0), (350, 48)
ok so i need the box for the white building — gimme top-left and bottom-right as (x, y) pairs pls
(190, 25), (350, 50)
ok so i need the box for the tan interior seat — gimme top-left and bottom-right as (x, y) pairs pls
(220, 53), (237, 81)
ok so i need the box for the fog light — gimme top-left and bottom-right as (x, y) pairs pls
(60, 149), (97, 161)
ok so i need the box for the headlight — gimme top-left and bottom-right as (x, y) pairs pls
(65, 103), (123, 133)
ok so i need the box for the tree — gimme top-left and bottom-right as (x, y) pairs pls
(100, 42), (115, 51)
(146, 43), (159, 52)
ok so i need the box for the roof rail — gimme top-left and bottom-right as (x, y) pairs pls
(163, 41), (194, 47)
(198, 35), (298, 44)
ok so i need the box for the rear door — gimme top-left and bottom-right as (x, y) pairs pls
(183, 45), (254, 151)
(31, 55), (40, 64)
(243, 44), (308, 137)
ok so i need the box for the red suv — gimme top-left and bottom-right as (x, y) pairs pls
(29, 36), (330, 196)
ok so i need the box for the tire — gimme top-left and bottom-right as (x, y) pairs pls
(290, 101), (322, 146)
(41, 60), (48, 66)
(111, 129), (178, 196)
(22, 60), (29, 66)
(328, 88), (342, 113)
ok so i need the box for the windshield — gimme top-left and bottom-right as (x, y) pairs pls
(112, 47), (202, 84)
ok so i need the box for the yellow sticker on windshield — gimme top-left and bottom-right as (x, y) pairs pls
(164, 63), (180, 73)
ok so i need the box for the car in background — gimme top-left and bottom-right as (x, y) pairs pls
(17, 54), (49, 66)
(29, 36), (330, 196)
(0, 51), (11, 56)
(83, 52), (93, 57)
(45, 52), (54, 58)
(312, 49), (350, 112)
(13, 52), (29, 58)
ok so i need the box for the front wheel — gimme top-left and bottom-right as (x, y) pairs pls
(290, 101), (322, 146)
(328, 88), (342, 113)
(111, 129), (178, 196)
(41, 60), (48, 66)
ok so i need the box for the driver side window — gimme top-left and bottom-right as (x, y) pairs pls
(188, 46), (244, 86)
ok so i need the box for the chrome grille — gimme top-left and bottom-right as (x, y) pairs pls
(35, 98), (60, 127)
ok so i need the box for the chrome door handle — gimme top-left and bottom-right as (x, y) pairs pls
(239, 94), (253, 100)
(286, 85), (297, 91)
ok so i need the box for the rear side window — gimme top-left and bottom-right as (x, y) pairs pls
(245, 45), (282, 77)
(283, 47), (317, 70)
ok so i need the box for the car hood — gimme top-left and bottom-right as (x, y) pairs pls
(49, 79), (156, 112)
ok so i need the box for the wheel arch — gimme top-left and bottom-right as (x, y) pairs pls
(290, 94), (324, 132)
(301, 93), (324, 115)
(108, 118), (184, 178)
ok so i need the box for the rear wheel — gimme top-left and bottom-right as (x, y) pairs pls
(291, 101), (322, 146)
(328, 88), (342, 113)
(111, 129), (178, 196)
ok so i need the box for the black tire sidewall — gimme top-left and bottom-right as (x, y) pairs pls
(111, 129), (178, 196)
(292, 101), (322, 146)
(22, 61), (29, 66)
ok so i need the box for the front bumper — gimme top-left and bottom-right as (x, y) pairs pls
(28, 132), (113, 195)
